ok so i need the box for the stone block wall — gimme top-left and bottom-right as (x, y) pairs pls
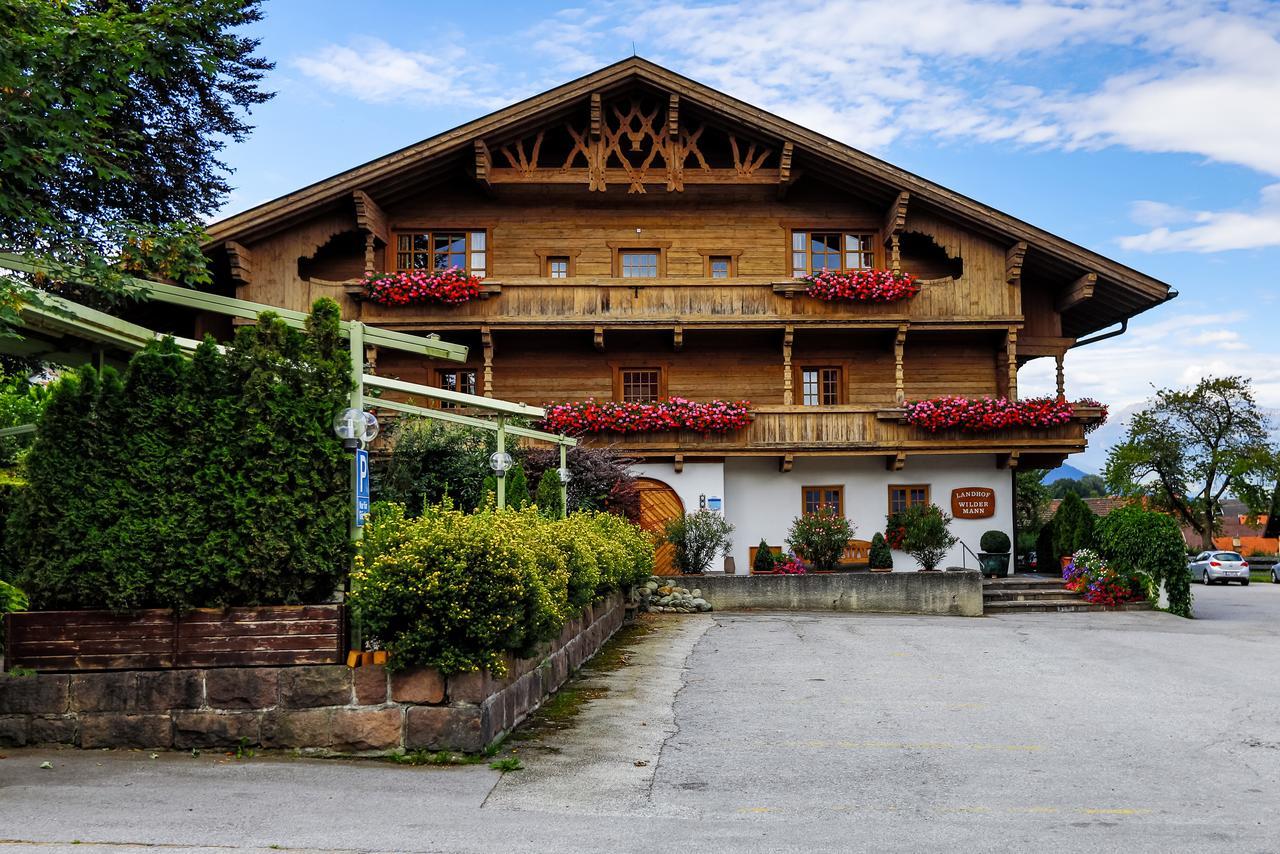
(0, 592), (625, 754)
(695, 572), (983, 616)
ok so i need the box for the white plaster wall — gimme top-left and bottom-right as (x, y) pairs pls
(722, 455), (1013, 572)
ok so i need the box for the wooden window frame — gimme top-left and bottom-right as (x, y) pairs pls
(697, 250), (742, 278)
(534, 249), (580, 278)
(887, 484), (931, 515)
(789, 230), (881, 277)
(613, 365), (668, 403)
(436, 367), (478, 409)
(801, 485), (845, 517)
(796, 364), (845, 406)
(607, 241), (672, 277)
(388, 228), (488, 276)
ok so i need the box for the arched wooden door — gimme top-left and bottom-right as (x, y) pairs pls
(635, 477), (684, 576)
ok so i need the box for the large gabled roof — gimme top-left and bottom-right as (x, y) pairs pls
(206, 57), (1173, 337)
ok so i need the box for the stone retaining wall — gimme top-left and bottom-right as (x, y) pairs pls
(695, 571), (983, 616)
(0, 592), (625, 754)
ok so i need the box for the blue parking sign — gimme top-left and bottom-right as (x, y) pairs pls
(355, 448), (370, 527)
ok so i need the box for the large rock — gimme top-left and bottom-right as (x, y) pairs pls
(172, 711), (261, 749)
(260, 708), (333, 748)
(71, 673), (137, 713)
(136, 670), (203, 711)
(390, 667), (445, 704)
(206, 668), (279, 710)
(353, 665), (389, 705)
(279, 666), (351, 708)
(404, 705), (487, 753)
(0, 674), (68, 715)
(329, 708), (402, 752)
(79, 713), (172, 749)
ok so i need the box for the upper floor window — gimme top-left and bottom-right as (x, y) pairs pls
(547, 256), (570, 278)
(437, 368), (477, 409)
(619, 367), (663, 403)
(395, 230), (487, 277)
(800, 366), (842, 406)
(791, 231), (875, 277)
(802, 485), (844, 516)
(620, 249), (660, 278)
(888, 484), (930, 515)
(709, 255), (733, 279)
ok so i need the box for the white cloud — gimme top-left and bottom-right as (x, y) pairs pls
(1119, 183), (1280, 252)
(292, 37), (510, 111)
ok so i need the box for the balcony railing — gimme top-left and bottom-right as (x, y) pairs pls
(578, 404), (1093, 456)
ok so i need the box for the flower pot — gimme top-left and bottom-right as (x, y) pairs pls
(979, 552), (1010, 578)
(1060, 555), (1073, 571)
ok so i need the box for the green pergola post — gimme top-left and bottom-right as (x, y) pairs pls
(348, 320), (364, 652)
(496, 416), (507, 510)
(559, 440), (569, 519)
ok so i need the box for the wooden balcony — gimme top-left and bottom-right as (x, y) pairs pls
(580, 405), (1095, 463)
(343, 277), (1020, 331)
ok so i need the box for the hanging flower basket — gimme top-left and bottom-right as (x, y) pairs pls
(538, 397), (753, 435)
(362, 268), (482, 306)
(802, 270), (920, 303)
(903, 395), (1078, 433)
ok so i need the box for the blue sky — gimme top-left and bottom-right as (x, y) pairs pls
(217, 0), (1280, 472)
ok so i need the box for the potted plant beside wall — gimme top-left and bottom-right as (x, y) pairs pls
(663, 509), (734, 575)
(900, 504), (959, 572)
(978, 530), (1012, 578)
(786, 508), (854, 573)
(868, 532), (894, 573)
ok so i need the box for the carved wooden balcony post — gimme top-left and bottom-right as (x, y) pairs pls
(894, 325), (907, 406)
(1005, 328), (1018, 401)
(782, 325), (794, 406)
(1055, 353), (1066, 402)
(482, 326), (494, 398)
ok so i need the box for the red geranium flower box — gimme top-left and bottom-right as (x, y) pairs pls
(802, 270), (920, 303)
(538, 397), (753, 435)
(362, 268), (482, 306)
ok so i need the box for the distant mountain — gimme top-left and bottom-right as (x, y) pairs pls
(1044, 463), (1092, 483)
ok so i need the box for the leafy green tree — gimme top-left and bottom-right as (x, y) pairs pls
(899, 504), (958, 571)
(1049, 474), (1107, 499)
(868, 532), (893, 570)
(534, 468), (564, 518)
(662, 510), (734, 574)
(0, 370), (49, 466)
(786, 508), (854, 571)
(1096, 504), (1193, 618)
(376, 421), (501, 513)
(1051, 492), (1096, 559)
(1106, 376), (1272, 550)
(0, 0), (273, 308)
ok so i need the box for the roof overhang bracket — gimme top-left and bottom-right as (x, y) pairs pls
(225, 241), (252, 288)
(883, 192), (910, 271)
(1005, 241), (1028, 288)
(777, 141), (796, 199)
(1055, 272), (1097, 313)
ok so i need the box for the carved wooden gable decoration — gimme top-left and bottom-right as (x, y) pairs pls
(479, 91), (780, 193)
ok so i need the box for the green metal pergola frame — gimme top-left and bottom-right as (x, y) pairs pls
(0, 253), (578, 518)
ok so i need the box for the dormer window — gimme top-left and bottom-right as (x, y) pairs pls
(394, 230), (487, 277)
(791, 231), (875, 277)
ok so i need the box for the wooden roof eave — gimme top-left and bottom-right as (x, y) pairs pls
(203, 57), (1172, 315)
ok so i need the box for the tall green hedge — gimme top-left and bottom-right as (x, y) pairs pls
(1052, 492), (1096, 558)
(9, 300), (352, 611)
(1095, 504), (1192, 618)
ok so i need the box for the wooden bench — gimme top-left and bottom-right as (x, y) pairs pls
(750, 539), (872, 573)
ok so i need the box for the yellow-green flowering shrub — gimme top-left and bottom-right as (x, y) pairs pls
(351, 502), (653, 674)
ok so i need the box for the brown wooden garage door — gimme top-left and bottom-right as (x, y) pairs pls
(635, 477), (684, 576)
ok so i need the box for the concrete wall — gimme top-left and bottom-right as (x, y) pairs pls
(0, 593), (625, 754)
(695, 571), (984, 617)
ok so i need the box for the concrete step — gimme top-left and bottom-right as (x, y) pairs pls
(983, 577), (1066, 589)
(984, 599), (1154, 614)
(983, 588), (1080, 602)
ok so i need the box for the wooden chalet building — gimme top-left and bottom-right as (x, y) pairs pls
(199, 58), (1174, 573)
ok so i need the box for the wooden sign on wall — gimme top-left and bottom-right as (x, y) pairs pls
(951, 487), (996, 519)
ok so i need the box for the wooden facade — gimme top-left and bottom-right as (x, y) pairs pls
(201, 58), (1172, 473)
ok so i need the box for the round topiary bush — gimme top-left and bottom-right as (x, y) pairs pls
(980, 530), (1011, 554)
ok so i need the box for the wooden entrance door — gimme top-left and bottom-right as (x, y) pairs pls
(635, 477), (684, 576)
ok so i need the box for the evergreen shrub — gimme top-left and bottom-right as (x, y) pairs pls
(1051, 493), (1096, 559)
(899, 504), (959, 571)
(9, 301), (351, 611)
(786, 508), (854, 571)
(351, 502), (653, 673)
(1095, 504), (1192, 617)
(868, 532), (893, 570)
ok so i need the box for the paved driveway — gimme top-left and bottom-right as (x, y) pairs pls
(3, 589), (1279, 853)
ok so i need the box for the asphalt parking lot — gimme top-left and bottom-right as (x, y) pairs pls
(2, 585), (1278, 853)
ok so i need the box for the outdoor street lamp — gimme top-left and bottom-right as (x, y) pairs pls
(488, 451), (513, 478)
(333, 407), (379, 450)
(557, 466), (572, 484)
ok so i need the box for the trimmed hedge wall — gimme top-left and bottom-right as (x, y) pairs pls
(351, 502), (654, 675)
(7, 300), (351, 612)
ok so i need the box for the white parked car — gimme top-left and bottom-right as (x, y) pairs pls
(1188, 551), (1250, 585)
